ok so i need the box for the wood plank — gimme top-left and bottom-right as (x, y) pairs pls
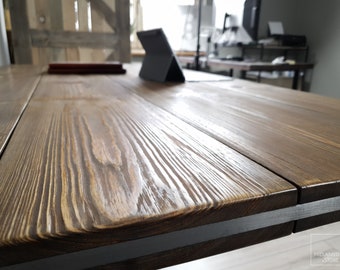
(26, 0), (41, 65)
(114, 0), (131, 62)
(8, 0), (32, 63)
(0, 72), (296, 265)
(26, 0), (65, 65)
(4, 3), (11, 30)
(61, 0), (79, 61)
(89, 0), (117, 61)
(117, 65), (340, 204)
(30, 29), (119, 48)
(77, 0), (93, 62)
(49, 0), (63, 30)
(0, 103), (27, 154)
(32, 0), (50, 65)
(26, 0), (37, 29)
(78, 0), (90, 32)
(0, 66), (41, 155)
(90, 0), (116, 32)
(48, 0), (66, 62)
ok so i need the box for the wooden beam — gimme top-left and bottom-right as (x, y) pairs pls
(115, 0), (131, 62)
(89, 0), (117, 32)
(30, 29), (119, 49)
(8, 0), (32, 64)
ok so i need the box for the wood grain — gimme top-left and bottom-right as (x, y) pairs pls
(120, 67), (340, 204)
(0, 66), (41, 155)
(0, 71), (296, 265)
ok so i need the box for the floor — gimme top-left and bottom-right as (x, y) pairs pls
(163, 221), (340, 270)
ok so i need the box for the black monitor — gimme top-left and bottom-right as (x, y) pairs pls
(242, 0), (261, 41)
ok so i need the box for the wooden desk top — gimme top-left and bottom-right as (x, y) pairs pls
(131, 73), (339, 204)
(0, 66), (42, 155)
(0, 64), (339, 268)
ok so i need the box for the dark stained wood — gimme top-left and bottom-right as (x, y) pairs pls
(119, 64), (340, 205)
(47, 62), (126, 74)
(118, 64), (340, 231)
(1, 64), (340, 268)
(0, 66), (42, 155)
(0, 69), (296, 266)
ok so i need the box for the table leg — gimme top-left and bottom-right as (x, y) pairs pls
(240, 70), (246, 79)
(292, 70), (299, 90)
(229, 69), (234, 77)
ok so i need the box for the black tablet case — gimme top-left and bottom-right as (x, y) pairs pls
(137, 28), (185, 83)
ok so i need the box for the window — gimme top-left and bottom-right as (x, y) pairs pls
(130, 1), (249, 52)
(130, 0), (215, 52)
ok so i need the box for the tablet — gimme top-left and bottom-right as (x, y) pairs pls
(137, 28), (185, 82)
(137, 28), (232, 83)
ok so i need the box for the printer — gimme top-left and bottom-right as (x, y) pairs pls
(268, 21), (307, 47)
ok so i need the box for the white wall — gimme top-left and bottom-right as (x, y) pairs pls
(214, 0), (245, 29)
(295, 0), (340, 99)
(140, 0), (215, 51)
(259, 0), (340, 99)
(259, 0), (300, 38)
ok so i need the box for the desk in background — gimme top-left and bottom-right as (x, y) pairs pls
(179, 56), (314, 90)
(0, 64), (339, 269)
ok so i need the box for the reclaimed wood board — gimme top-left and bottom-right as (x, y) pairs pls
(0, 71), (297, 265)
(0, 66), (41, 155)
(8, 0), (130, 65)
(118, 65), (340, 204)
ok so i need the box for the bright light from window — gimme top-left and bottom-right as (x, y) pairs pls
(87, 1), (92, 32)
(74, 0), (79, 31)
(175, 0), (195, 5)
(140, 0), (215, 51)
